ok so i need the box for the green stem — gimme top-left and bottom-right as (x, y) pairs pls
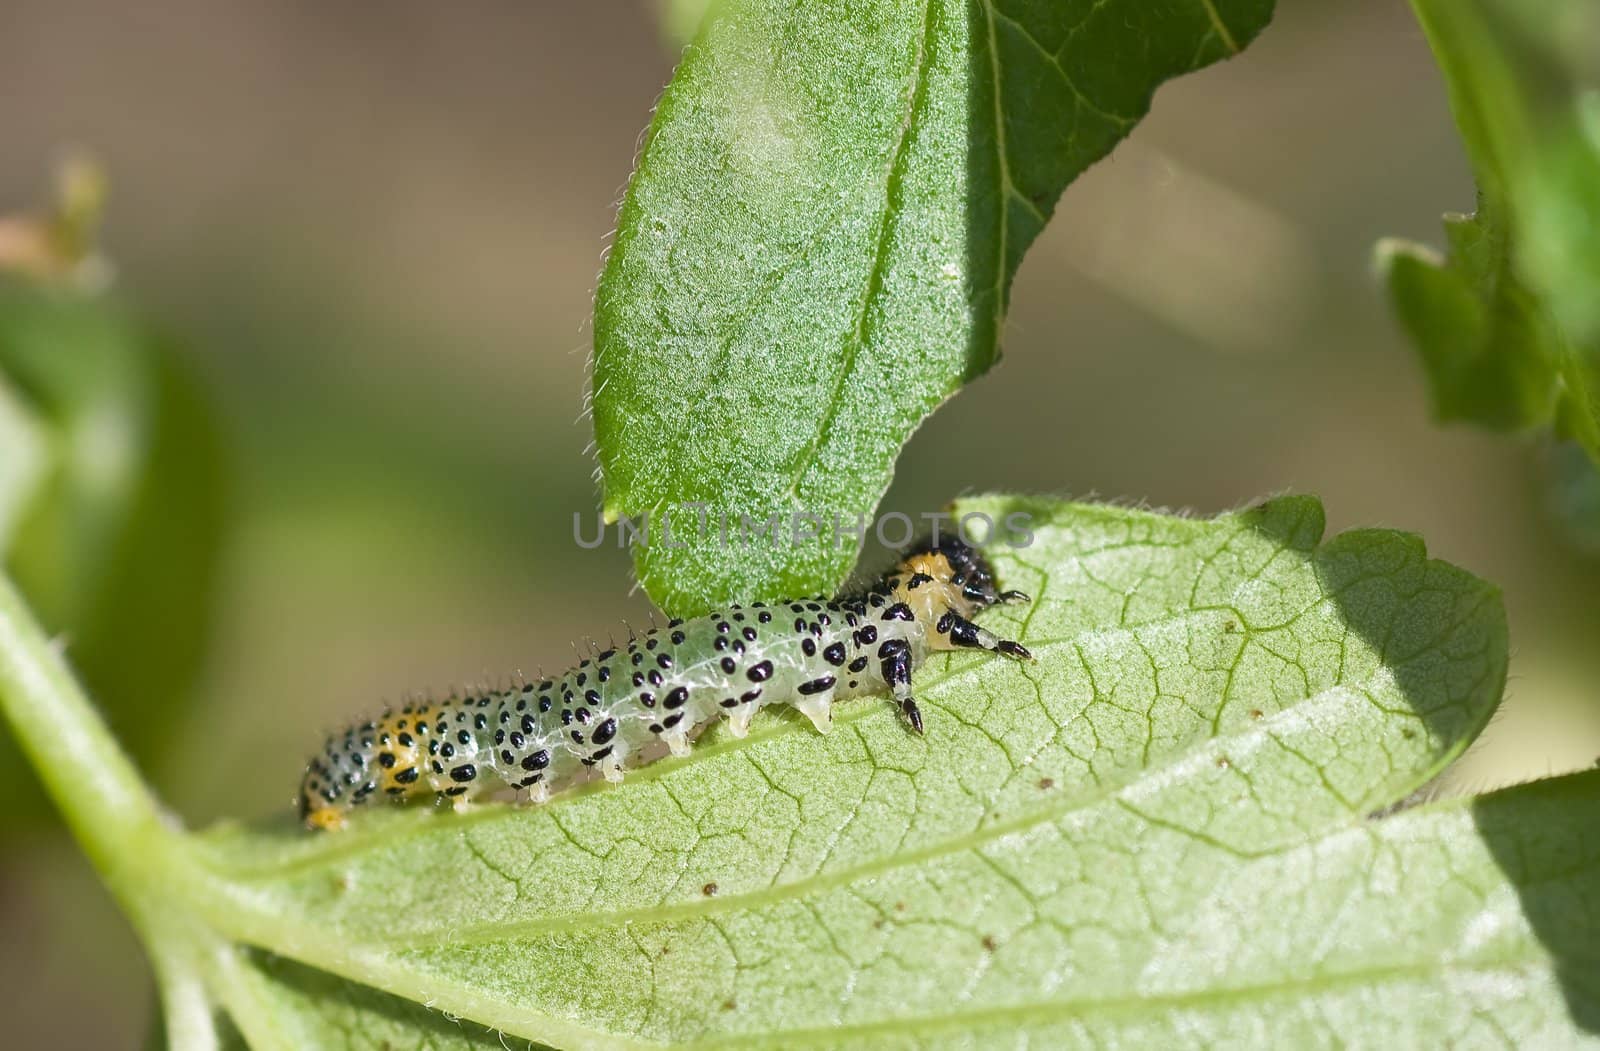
(0, 572), (173, 881)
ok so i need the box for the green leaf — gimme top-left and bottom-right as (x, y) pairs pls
(88, 493), (1600, 1046)
(0, 286), (228, 821)
(592, 0), (1276, 616)
(0, 370), (48, 547)
(1379, 0), (1600, 460)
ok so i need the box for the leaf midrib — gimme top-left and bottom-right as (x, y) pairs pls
(781, 0), (938, 503)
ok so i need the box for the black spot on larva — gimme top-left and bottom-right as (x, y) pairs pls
(794, 617), (808, 633)
(663, 712), (685, 728)
(431, 760), (444, 774)
(649, 723), (663, 734)
(720, 697), (739, 708)
(732, 611), (745, 622)
(716, 621), (731, 634)
(451, 764), (477, 783)
(457, 730), (472, 746)
(856, 625), (878, 645)
(671, 630), (686, 645)
(378, 753), (397, 769)
(592, 718), (618, 745)
(908, 572), (933, 589)
(576, 672), (587, 686)
(742, 626), (757, 642)
(522, 750), (550, 771)
(576, 707), (593, 724)
(798, 676), (835, 695)
(714, 636), (729, 651)
(561, 708), (574, 726)
(440, 743), (455, 759)
(397, 731), (414, 748)
(640, 691), (656, 708)
(501, 749), (514, 764)
(936, 611), (954, 633)
(539, 697), (553, 713)
(474, 713), (488, 731)
(801, 637), (817, 657)
(657, 653), (674, 670)
(509, 731), (525, 749)
(646, 637), (658, 650)
(748, 660), (773, 682)
(720, 656), (737, 674)
(807, 602), (822, 611)
(598, 666), (611, 683)
(664, 686), (690, 710)
(758, 611), (772, 623)
(741, 688), (762, 704)
(632, 672), (645, 688)
(394, 767), (419, 785)
(521, 715), (536, 735)
(884, 603), (914, 621)
(824, 642), (847, 666)
(648, 669), (664, 687)
(631, 652), (644, 665)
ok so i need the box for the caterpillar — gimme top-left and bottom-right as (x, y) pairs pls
(298, 535), (1031, 830)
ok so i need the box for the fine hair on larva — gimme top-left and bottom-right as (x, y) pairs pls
(298, 534), (1032, 830)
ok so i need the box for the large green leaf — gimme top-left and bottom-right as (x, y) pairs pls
(56, 494), (1600, 1046)
(592, 0), (1275, 616)
(0, 286), (227, 820)
(1379, 0), (1600, 459)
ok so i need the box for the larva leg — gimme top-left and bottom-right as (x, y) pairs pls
(878, 639), (922, 734)
(936, 611), (1033, 661)
(793, 684), (836, 734)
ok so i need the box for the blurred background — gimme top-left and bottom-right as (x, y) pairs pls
(2, 0), (1597, 1044)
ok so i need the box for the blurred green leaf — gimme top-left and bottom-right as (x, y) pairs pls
(99, 494), (1600, 1047)
(1380, 0), (1600, 460)
(0, 286), (227, 821)
(593, 0), (1276, 616)
(0, 371), (48, 546)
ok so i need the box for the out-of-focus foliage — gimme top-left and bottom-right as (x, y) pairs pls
(1379, 0), (1600, 459)
(594, 0), (1275, 616)
(0, 285), (227, 825)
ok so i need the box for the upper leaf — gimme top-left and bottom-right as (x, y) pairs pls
(1379, 0), (1600, 460)
(592, 0), (1275, 615)
(160, 495), (1598, 1049)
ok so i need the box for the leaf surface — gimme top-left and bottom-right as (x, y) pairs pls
(163, 496), (1600, 1048)
(592, 0), (1275, 614)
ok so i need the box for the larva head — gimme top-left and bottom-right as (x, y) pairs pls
(895, 535), (1018, 621)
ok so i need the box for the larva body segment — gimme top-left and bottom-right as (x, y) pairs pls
(299, 536), (1031, 830)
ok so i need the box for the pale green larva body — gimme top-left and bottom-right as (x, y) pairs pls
(299, 537), (1030, 830)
